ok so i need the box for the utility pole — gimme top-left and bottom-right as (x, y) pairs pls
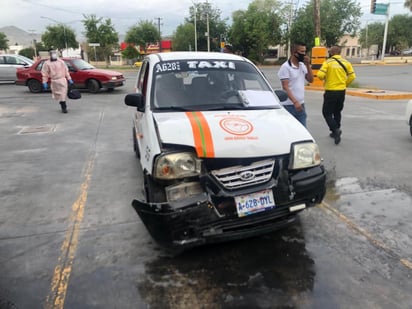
(193, 3), (198, 51)
(155, 17), (163, 51)
(155, 17), (162, 35)
(365, 20), (369, 57)
(287, 0), (294, 59)
(206, 0), (210, 52)
(314, 0), (321, 44)
(310, 0), (327, 87)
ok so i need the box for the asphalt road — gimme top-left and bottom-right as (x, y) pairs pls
(0, 67), (411, 308)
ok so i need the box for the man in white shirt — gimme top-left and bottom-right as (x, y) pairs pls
(277, 42), (314, 127)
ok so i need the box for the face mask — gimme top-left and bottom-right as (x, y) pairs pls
(295, 52), (305, 62)
(50, 52), (57, 61)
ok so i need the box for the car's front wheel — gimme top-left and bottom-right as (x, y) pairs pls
(28, 79), (42, 93)
(87, 79), (100, 93)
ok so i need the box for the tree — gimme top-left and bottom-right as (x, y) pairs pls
(18, 48), (35, 59)
(0, 32), (8, 51)
(173, 23), (196, 51)
(41, 25), (78, 55)
(82, 14), (119, 65)
(387, 15), (412, 52)
(228, 10), (249, 55)
(125, 20), (160, 54)
(19, 41), (47, 59)
(358, 15), (412, 54)
(121, 45), (140, 64)
(185, 2), (228, 52)
(229, 0), (284, 63)
(291, 0), (361, 49)
(358, 22), (384, 52)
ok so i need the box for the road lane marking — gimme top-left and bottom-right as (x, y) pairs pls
(320, 201), (412, 271)
(45, 155), (95, 309)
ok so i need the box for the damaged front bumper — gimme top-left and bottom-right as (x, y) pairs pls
(132, 165), (326, 250)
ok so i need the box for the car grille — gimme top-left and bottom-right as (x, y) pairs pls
(211, 159), (275, 190)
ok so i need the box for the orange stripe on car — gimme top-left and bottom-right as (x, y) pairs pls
(185, 111), (215, 157)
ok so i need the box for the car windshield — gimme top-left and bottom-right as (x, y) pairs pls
(71, 59), (95, 70)
(152, 59), (281, 111)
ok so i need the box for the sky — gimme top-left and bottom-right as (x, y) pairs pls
(0, 0), (249, 37)
(0, 0), (411, 38)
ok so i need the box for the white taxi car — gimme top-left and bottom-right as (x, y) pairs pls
(406, 99), (412, 136)
(124, 52), (326, 251)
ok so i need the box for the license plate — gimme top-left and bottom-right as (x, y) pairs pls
(235, 189), (275, 217)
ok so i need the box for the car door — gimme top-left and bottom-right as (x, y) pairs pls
(5, 55), (32, 82)
(133, 61), (149, 155)
(63, 60), (81, 85)
(0, 56), (8, 81)
(0, 56), (17, 81)
(134, 60), (162, 170)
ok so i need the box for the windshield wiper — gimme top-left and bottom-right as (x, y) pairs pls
(204, 104), (246, 110)
(155, 106), (192, 111)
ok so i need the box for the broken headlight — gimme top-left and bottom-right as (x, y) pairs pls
(289, 142), (321, 170)
(154, 152), (201, 180)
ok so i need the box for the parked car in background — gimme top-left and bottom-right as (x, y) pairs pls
(124, 51), (326, 252)
(15, 57), (125, 93)
(402, 48), (412, 55)
(406, 99), (412, 137)
(0, 54), (34, 83)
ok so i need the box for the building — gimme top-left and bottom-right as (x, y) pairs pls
(338, 34), (361, 58)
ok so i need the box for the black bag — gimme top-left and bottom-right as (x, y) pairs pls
(68, 85), (81, 100)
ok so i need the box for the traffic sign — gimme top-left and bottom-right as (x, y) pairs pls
(373, 3), (388, 15)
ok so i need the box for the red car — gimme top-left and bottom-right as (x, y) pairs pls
(16, 57), (126, 93)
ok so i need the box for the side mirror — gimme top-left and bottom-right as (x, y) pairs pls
(125, 93), (145, 111)
(274, 89), (288, 102)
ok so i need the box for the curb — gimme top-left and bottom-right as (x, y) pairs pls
(305, 86), (412, 100)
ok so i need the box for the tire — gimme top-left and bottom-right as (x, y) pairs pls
(28, 79), (42, 93)
(144, 174), (166, 203)
(87, 79), (100, 93)
(132, 127), (140, 158)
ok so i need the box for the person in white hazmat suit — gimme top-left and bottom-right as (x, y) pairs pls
(41, 49), (74, 113)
